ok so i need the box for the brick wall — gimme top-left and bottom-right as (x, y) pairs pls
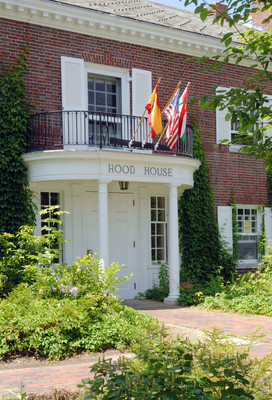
(0, 17), (270, 207)
(251, 1), (272, 29)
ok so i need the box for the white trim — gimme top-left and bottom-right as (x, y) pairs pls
(85, 63), (130, 115)
(131, 69), (152, 117)
(0, 0), (262, 67)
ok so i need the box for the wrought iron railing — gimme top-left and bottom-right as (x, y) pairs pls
(28, 111), (194, 157)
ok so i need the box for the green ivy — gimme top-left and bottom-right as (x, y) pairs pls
(179, 124), (236, 284)
(0, 48), (35, 233)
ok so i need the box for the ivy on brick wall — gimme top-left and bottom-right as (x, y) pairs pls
(179, 124), (237, 283)
(0, 49), (35, 233)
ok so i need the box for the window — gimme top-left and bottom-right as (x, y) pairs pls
(151, 196), (167, 263)
(88, 74), (121, 114)
(237, 208), (259, 261)
(41, 192), (61, 262)
(88, 73), (122, 146)
(230, 102), (256, 145)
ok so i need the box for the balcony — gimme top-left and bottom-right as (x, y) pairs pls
(28, 111), (194, 157)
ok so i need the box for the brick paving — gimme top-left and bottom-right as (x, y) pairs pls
(1, 300), (272, 397)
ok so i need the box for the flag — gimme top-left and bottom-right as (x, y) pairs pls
(145, 82), (162, 138)
(178, 87), (188, 142)
(164, 89), (180, 150)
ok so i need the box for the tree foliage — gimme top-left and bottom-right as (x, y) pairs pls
(184, 0), (272, 165)
(0, 49), (35, 233)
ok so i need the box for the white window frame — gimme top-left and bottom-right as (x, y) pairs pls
(236, 205), (262, 266)
(150, 195), (168, 264)
(84, 63), (130, 116)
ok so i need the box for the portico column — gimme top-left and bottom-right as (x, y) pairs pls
(164, 183), (180, 305)
(97, 180), (110, 269)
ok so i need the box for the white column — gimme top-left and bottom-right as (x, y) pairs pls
(97, 180), (110, 269)
(164, 183), (180, 305)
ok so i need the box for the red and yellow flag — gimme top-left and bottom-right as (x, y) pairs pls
(145, 83), (162, 138)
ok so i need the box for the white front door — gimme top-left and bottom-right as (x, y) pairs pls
(109, 193), (137, 299)
(84, 191), (137, 299)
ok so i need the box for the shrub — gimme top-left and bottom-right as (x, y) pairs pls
(0, 284), (159, 360)
(178, 273), (224, 306)
(136, 262), (169, 302)
(199, 249), (272, 315)
(80, 327), (272, 399)
(0, 207), (65, 297)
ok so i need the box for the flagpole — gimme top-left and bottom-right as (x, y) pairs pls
(142, 82), (181, 148)
(129, 77), (161, 148)
(155, 81), (190, 151)
(152, 81), (181, 150)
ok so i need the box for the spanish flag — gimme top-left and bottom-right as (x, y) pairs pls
(145, 83), (163, 138)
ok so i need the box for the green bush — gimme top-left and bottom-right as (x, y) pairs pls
(80, 328), (272, 399)
(0, 212), (160, 360)
(0, 284), (159, 360)
(0, 207), (66, 297)
(136, 262), (169, 302)
(199, 249), (272, 315)
(178, 274), (224, 306)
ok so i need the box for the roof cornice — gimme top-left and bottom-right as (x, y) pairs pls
(0, 0), (225, 58)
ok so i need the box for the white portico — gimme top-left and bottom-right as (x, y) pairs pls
(24, 149), (200, 302)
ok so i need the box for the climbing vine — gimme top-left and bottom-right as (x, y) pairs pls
(179, 124), (236, 284)
(0, 48), (35, 233)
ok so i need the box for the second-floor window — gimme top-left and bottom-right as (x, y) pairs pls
(88, 74), (121, 114)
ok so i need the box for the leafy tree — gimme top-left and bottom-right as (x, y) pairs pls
(0, 49), (35, 233)
(183, 0), (272, 165)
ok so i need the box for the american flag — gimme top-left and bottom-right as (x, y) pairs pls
(164, 89), (180, 150)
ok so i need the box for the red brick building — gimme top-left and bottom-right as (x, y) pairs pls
(1, 0), (271, 301)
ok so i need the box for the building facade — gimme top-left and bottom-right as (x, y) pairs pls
(1, 0), (271, 300)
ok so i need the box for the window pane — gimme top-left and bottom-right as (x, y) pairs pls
(158, 210), (165, 222)
(41, 192), (49, 206)
(152, 249), (156, 261)
(107, 94), (116, 108)
(151, 236), (155, 248)
(151, 210), (156, 221)
(157, 249), (164, 261)
(151, 197), (156, 209)
(238, 241), (257, 260)
(157, 224), (164, 235)
(88, 80), (94, 90)
(151, 223), (155, 235)
(88, 92), (94, 105)
(157, 236), (164, 248)
(157, 197), (165, 209)
(51, 192), (59, 206)
(95, 80), (105, 91)
(96, 93), (105, 106)
(107, 82), (116, 93)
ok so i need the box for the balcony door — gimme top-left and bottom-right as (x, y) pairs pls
(88, 74), (122, 146)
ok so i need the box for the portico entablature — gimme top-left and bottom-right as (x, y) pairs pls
(23, 150), (201, 191)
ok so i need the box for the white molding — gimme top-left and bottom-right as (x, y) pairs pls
(0, 0), (252, 63)
(23, 149), (201, 186)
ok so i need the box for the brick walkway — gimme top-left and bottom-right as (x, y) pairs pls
(1, 300), (272, 397)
